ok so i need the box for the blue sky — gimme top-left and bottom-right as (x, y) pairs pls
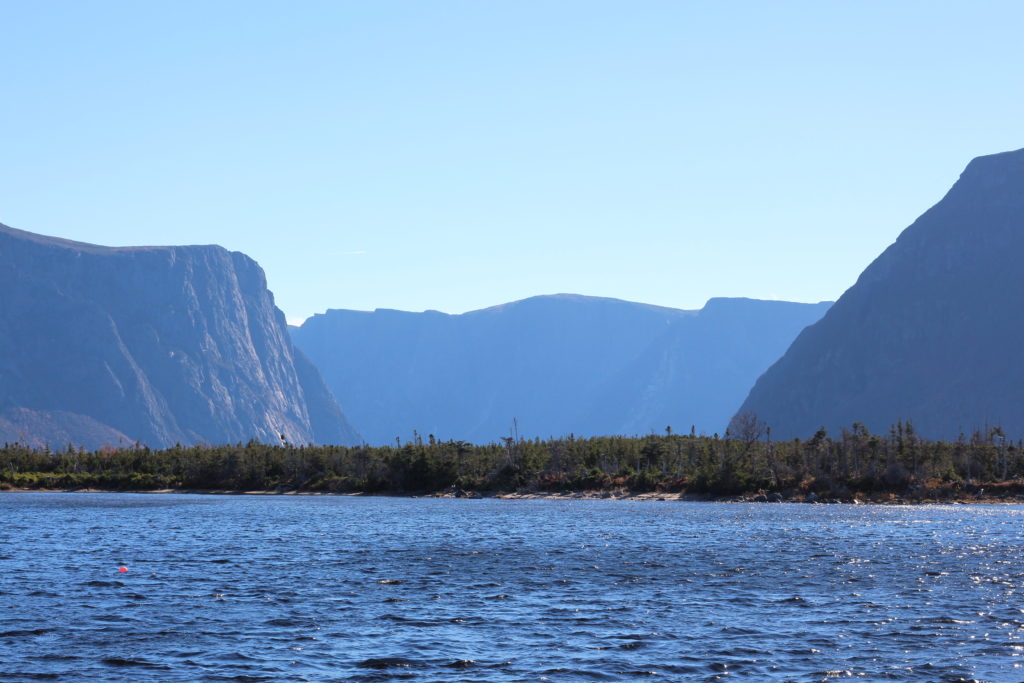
(2, 1), (1022, 323)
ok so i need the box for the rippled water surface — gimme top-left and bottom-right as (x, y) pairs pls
(3, 495), (1024, 681)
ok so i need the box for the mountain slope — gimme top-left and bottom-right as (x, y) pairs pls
(736, 148), (1024, 440)
(292, 294), (830, 444)
(0, 222), (360, 448)
(584, 298), (833, 436)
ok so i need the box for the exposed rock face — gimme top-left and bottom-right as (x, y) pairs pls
(0, 223), (360, 449)
(291, 294), (830, 444)
(736, 148), (1024, 440)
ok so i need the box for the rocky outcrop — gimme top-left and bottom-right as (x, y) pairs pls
(736, 148), (1024, 440)
(0, 222), (360, 449)
(291, 294), (830, 444)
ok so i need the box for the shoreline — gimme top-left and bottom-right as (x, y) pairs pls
(1, 486), (1020, 505)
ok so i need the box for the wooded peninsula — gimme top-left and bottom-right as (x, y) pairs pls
(3, 420), (1024, 503)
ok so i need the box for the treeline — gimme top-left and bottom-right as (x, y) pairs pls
(1, 420), (1022, 498)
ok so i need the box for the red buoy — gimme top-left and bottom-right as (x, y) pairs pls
(118, 566), (128, 573)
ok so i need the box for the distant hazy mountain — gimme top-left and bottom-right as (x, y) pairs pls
(736, 148), (1024, 440)
(292, 294), (830, 444)
(0, 223), (360, 449)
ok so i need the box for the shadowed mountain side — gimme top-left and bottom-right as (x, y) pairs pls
(581, 298), (833, 436)
(736, 148), (1024, 441)
(0, 407), (133, 450)
(292, 294), (830, 444)
(0, 222), (360, 449)
(291, 347), (361, 446)
(292, 295), (697, 444)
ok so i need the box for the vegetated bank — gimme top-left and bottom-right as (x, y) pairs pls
(2, 421), (1023, 503)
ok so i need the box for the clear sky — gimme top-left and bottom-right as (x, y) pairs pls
(2, 1), (1022, 323)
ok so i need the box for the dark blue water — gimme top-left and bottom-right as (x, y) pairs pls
(2, 495), (1023, 681)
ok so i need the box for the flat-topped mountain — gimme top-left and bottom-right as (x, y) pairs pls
(292, 294), (830, 444)
(736, 148), (1024, 440)
(0, 223), (360, 449)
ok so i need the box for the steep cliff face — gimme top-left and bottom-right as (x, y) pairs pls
(291, 294), (830, 444)
(0, 223), (360, 448)
(736, 148), (1024, 440)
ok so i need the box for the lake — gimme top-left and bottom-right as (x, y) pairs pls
(1, 494), (1022, 681)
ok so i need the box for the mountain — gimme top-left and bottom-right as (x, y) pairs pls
(0, 222), (360, 449)
(582, 297), (834, 437)
(736, 148), (1024, 441)
(291, 294), (830, 444)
